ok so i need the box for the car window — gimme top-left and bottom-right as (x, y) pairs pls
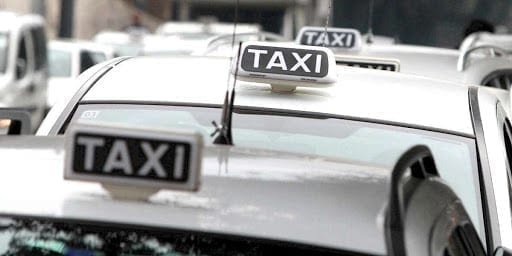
(48, 49), (72, 77)
(29, 27), (46, 71)
(0, 33), (8, 74)
(0, 217), (364, 256)
(15, 33), (28, 79)
(79, 50), (97, 73)
(89, 50), (107, 63)
(69, 104), (484, 240)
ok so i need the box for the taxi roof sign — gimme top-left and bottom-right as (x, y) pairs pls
(233, 42), (337, 92)
(335, 55), (400, 72)
(296, 26), (362, 51)
(65, 123), (203, 199)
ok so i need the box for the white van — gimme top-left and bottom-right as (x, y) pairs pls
(0, 12), (48, 130)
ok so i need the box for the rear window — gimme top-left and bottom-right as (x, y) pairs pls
(68, 104), (484, 243)
(0, 216), (364, 256)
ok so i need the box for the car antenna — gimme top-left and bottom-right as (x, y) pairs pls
(366, 0), (375, 44)
(322, 0), (333, 47)
(211, 0), (240, 145)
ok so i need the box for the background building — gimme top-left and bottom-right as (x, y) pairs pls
(0, 0), (325, 40)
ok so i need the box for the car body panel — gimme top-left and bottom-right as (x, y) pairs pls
(334, 44), (462, 83)
(0, 136), (389, 255)
(59, 56), (477, 137)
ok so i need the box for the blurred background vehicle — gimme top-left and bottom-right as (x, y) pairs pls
(0, 11), (47, 131)
(47, 40), (114, 109)
(2, 0), (512, 125)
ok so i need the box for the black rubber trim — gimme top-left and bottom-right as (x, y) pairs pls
(75, 100), (476, 139)
(0, 213), (379, 256)
(468, 86), (500, 254)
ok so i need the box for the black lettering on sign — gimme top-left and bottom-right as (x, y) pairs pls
(299, 29), (359, 48)
(241, 45), (328, 78)
(72, 133), (191, 182)
(336, 60), (398, 72)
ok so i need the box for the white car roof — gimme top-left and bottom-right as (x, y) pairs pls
(0, 136), (390, 255)
(337, 43), (463, 83)
(82, 56), (474, 136)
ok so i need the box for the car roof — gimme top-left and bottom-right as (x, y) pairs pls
(0, 136), (390, 255)
(82, 55), (475, 136)
(337, 43), (463, 83)
(460, 32), (512, 52)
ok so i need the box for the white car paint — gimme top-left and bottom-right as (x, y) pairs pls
(36, 55), (512, 252)
(81, 56), (474, 135)
(296, 27), (512, 88)
(0, 11), (48, 130)
(93, 30), (144, 57)
(47, 40), (115, 108)
(0, 136), (389, 254)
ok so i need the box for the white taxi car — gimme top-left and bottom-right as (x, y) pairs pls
(295, 26), (512, 89)
(37, 42), (512, 254)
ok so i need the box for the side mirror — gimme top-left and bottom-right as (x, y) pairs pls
(495, 247), (512, 256)
(15, 58), (26, 79)
(0, 109), (31, 135)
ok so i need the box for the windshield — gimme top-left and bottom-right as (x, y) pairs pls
(89, 51), (107, 63)
(0, 33), (8, 74)
(0, 217), (360, 256)
(69, 104), (484, 239)
(48, 49), (72, 77)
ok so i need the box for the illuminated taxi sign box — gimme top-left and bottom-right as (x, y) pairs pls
(235, 42), (337, 92)
(296, 27), (362, 51)
(335, 55), (400, 72)
(65, 124), (203, 200)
